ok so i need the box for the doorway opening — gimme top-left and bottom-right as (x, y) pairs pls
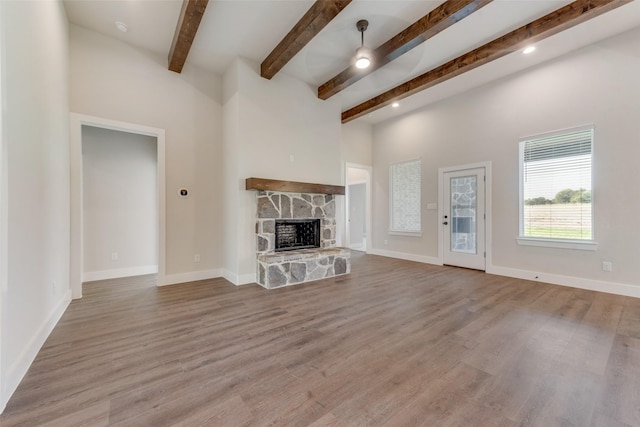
(81, 126), (158, 285)
(70, 114), (166, 299)
(345, 163), (372, 253)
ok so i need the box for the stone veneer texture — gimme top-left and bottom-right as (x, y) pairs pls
(255, 190), (350, 289)
(255, 191), (337, 254)
(257, 247), (350, 289)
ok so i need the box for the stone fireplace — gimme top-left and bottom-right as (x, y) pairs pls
(255, 191), (337, 253)
(249, 178), (350, 289)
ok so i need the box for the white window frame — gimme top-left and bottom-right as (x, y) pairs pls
(517, 125), (597, 251)
(389, 159), (422, 236)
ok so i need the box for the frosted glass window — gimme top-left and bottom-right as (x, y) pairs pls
(519, 127), (593, 241)
(450, 175), (477, 254)
(390, 159), (421, 233)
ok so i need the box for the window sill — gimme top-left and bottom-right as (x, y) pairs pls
(389, 230), (422, 237)
(517, 237), (598, 251)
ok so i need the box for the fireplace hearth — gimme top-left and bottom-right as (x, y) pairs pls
(275, 219), (320, 252)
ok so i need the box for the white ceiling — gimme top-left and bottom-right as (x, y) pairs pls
(63, 0), (640, 124)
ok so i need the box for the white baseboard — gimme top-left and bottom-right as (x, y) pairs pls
(487, 265), (640, 298)
(159, 269), (223, 286)
(368, 248), (442, 266)
(83, 265), (158, 282)
(368, 249), (639, 298)
(223, 269), (256, 286)
(2, 289), (71, 413)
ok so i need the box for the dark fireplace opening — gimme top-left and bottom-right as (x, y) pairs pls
(275, 219), (320, 252)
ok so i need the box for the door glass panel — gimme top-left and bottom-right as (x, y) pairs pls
(450, 175), (477, 254)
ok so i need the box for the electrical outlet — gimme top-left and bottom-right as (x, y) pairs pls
(602, 261), (612, 272)
(111, 252), (118, 261)
(194, 254), (201, 263)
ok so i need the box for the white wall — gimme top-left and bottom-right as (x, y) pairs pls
(0, 0), (4, 410)
(372, 26), (640, 295)
(0, 0), (71, 411)
(69, 25), (223, 282)
(82, 126), (157, 280)
(222, 58), (343, 283)
(342, 122), (373, 249)
(342, 121), (373, 165)
(348, 183), (367, 249)
(221, 61), (242, 283)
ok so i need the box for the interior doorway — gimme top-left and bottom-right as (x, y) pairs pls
(70, 113), (166, 299)
(345, 163), (372, 253)
(81, 126), (158, 283)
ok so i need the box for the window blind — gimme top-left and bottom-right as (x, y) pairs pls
(390, 159), (421, 233)
(521, 127), (593, 240)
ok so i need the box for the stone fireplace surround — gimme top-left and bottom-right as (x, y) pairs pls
(252, 182), (350, 289)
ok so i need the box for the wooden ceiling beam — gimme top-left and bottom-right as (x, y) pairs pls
(342, 0), (631, 123)
(168, 0), (209, 73)
(318, 0), (493, 100)
(261, 0), (352, 80)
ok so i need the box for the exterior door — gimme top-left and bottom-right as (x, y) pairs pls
(443, 167), (486, 270)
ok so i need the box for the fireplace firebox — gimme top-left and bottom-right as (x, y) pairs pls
(275, 219), (320, 252)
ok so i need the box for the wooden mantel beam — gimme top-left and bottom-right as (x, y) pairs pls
(318, 0), (493, 100)
(168, 0), (209, 73)
(261, 0), (352, 80)
(341, 0), (631, 123)
(246, 178), (345, 195)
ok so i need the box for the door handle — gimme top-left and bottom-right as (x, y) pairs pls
(443, 221), (448, 225)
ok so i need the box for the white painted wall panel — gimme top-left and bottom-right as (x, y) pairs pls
(222, 59), (343, 282)
(0, 0), (70, 411)
(341, 121), (373, 166)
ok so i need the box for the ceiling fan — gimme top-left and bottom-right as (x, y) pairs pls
(354, 19), (372, 69)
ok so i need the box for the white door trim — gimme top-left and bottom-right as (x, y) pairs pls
(438, 161), (492, 269)
(70, 113), (166, 299)
(345, 162), (372, 254)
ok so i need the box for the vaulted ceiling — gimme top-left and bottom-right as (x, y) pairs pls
(63, 0), (640, 124)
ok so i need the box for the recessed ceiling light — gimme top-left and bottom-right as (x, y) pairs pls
(391, 102), (400, 108)
(115, 21), (128, 33)
(523, 46), (536, 54)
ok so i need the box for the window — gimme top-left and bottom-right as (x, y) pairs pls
(390, 159), (421, 234)
(519, 126), (596, 250)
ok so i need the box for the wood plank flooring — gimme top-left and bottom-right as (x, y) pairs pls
(2, 252), (640, 426)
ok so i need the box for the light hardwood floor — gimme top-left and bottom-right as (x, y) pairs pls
(2, 252), (640, 426)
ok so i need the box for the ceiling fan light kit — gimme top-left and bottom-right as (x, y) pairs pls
(355, 49), (371, 69)
(354, 19), (371, 69)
